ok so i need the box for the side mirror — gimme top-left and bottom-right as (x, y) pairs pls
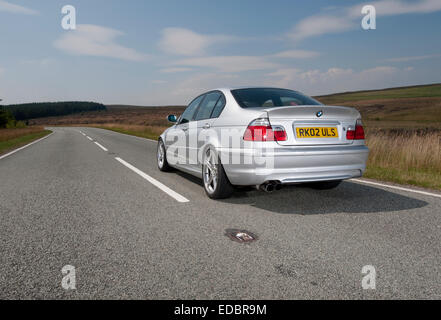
(167, 114), (177, 123)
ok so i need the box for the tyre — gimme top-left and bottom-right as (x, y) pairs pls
(202, 148), (234, 199)
(308, 180), (342, 190)
(157, 139), (172, 172)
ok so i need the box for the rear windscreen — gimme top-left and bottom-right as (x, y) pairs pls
(231, 88), (322, 108)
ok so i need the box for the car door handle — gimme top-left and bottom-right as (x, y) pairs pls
(203, 123), (211, 129)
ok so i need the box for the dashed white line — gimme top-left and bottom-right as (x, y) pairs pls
(94, 142), (108, 152)
(0, 132), (54, 160)
(86, 136), (93, 141)
(352, 178), (441, 199)
(115, 157), (189, 203)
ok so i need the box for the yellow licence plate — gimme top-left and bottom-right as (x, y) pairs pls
(296, 127), (338, 138)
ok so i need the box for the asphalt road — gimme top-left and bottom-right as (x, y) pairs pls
(1, 127), (440, 299)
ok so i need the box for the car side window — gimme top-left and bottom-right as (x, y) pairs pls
(195, 92), (221, 121)
(210, 94), (226, 118)
(179, 95), (204, 124)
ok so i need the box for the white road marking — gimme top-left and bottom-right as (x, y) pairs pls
(0, 132), (54, 160)
(86, 136), (93, 141)
(115, 157), (189, 203)
(94, 142), (108, 152)
(352, 178), (441, 199)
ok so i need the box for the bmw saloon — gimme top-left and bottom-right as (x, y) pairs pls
(157, 88), (369, 199)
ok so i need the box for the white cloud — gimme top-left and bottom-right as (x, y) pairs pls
(384, 54), (441, 62)
(141, 65), (408, 105)
(0, 0), (38, 15)
(288, 15), (355, 41)
(171, 73), (240, 97)
(171, 56), (279, 73)
(160, 67), (193, 73)
(158, 27), (234, 56)
(348, 0), (441, 18)
(272, 50), (320, 59)
(54, 24), (149, 61)
(267, 66), (402, 95)
(289, 0), (441, 42)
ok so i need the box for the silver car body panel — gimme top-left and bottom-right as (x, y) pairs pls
(160, 87), (369, 186)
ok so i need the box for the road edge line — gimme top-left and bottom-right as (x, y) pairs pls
(351, 178), (441, 199)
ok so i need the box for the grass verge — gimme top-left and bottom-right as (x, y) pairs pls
(0, 128), (52, 155)
(365, 130), (441, 190)
(91, 124), (164, 141)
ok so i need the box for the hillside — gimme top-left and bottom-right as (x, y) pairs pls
(315, 83), (441, 129)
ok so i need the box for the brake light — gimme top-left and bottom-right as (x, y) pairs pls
(243, 118), (287, 141)
(346, 119), (365, 140)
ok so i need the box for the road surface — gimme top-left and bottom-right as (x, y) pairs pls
(1, 127), (440, 299)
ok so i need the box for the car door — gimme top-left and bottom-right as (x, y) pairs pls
(165, 94), (204, 169)
(190, 91), (223, 171)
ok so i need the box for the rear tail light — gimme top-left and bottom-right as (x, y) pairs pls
(243, 118), (287, 141)
(346, 119), (365, 140)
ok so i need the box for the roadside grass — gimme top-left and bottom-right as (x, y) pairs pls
(0, 128), (51, 155)
(91, 124), (166, 141)
(365, 130), (441, 190)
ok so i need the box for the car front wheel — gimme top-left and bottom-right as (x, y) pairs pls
(157, 139), (171, 172)
(202, 148), (234, 199)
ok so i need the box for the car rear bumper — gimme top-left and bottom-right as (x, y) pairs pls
(219, 144), (369, 186)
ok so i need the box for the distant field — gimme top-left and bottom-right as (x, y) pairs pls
(29, 83), (441, 190)
(316, 83), (441, 103)
(316, 83), (441, 129)
(30, 105), (185, 127)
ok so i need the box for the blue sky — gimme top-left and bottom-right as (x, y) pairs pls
(0, 0), (440, 105)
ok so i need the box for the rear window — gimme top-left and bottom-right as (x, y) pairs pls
(231, 88), (322, 108)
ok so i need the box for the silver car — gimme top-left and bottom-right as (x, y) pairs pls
(157, 87), (369, 199)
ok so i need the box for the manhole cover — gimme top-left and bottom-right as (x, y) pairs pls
(225, 229), (257, 243)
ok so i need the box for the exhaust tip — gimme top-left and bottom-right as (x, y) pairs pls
(259, 181), (281, 193)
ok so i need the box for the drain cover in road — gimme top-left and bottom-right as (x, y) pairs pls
(225, 229), (257, 243)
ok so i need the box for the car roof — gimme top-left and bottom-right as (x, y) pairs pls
(211, 87), (295, 93)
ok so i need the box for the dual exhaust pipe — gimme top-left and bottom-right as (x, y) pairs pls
(258, 181), (282, 193)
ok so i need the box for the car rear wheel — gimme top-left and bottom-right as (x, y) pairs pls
(202, 148), (234, 199)
(308, 180), (342, 190)
(157, 139), (171, 172)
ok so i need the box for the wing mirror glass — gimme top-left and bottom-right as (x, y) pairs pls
(167, 114), (177, 123)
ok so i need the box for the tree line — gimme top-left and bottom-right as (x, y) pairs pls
(3, 101), (107, 121)
(0, 106), (16, 128)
